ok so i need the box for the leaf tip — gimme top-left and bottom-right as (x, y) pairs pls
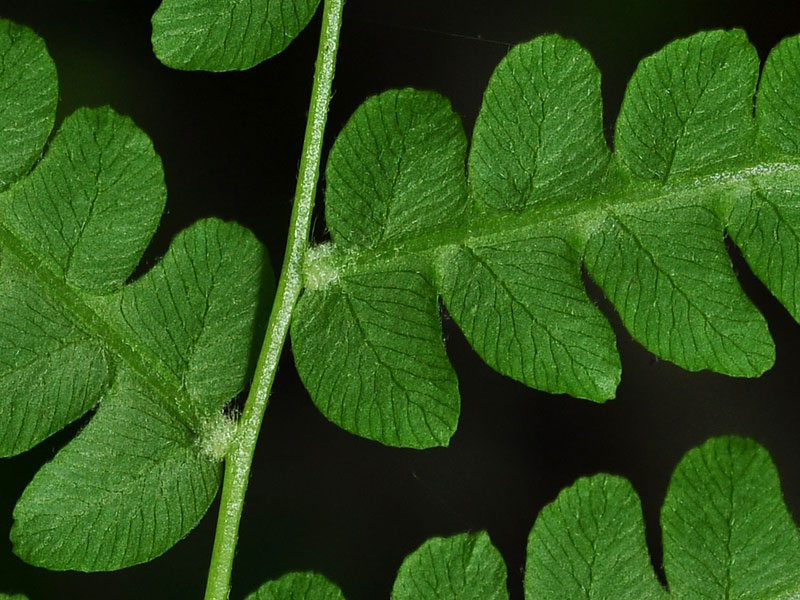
(587, 371), (620, 403)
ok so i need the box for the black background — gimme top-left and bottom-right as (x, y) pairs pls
(2, 1), (800, 599)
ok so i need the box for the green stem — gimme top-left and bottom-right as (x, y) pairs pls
(203, 1), (345, 598)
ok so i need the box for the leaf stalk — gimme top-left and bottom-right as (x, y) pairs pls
(203, 1), (345, 597)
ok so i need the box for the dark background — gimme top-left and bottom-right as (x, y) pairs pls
(2, 1), (800, 599)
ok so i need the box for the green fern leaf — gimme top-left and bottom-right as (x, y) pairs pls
(244, 572), (345, 600)
(292, 89), (464, 448)
(445, 34), (619, 401)
(293, 29), (800, 448)
(0, 20), (57, 191)
(250, 436), (800, 599)
(151, 0), (322, 71)
(662, 437), (800, 599)
(727, 34), (800, 323)
(585, 29), (771, 376)
(251, 532), (507, 600)
(525, 475), (667, 599)
(526, 436), (800, 598)
(0, 20), (272, 570)
(391, 531), (508, 600)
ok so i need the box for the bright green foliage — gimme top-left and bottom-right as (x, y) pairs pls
(0, 21), (57, 191)
(323, 90), (468, 250)
(11, 367), (222, 571)
(292, 89), (464, 448)
(525, 436), (800, 598)
(0, 104), (164, 457)
(587, 29), (772, 377)
(251, 532), (508, 600)
(757, 35), (800, 157)
(727, 34), (800, 324)
(615, 30), (757, 182)
(3, 107), (165, 296)
(662, 437), (800, 599)
(525, 475), (666, 600)
(391, 532), (508, 600)
(469, 35), (609, 210)
(0, 20), (272, 570)
(447, 35), (619, 401)
(0, 594), (28, 600)
(244, 572), (346, 600)
(151, 0), (322, 71)
(260, 436), (799, 599)
(294, 29), (800, 448)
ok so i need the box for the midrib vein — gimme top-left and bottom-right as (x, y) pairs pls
(327, 159), (800, 277)
(0, 222), (194, 428)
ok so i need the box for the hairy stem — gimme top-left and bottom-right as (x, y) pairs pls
(203, 1), (345, 598)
